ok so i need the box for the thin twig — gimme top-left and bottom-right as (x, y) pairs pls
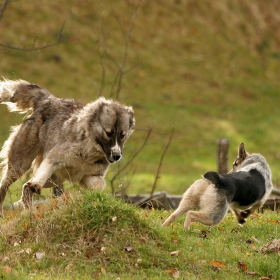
(0, 20), (66, 51)
(150, 128), (174, 198)
(0, 0), (9, 22)
(112, 3), (141, 100)
(110, 127), (153, 193)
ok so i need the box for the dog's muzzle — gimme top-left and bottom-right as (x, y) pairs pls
(111, 152), (122, 162)
(109, 144), (122, 163)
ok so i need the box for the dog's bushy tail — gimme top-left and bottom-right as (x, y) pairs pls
(204, 171), (221, 187)
(0, 78), (52, 113)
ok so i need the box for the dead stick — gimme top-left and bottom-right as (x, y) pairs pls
(150, 128), (174, 198)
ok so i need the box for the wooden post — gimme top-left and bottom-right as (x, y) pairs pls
(217, 138), (229, 174)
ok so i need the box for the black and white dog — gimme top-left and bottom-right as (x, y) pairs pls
(162, 143), (273, 229)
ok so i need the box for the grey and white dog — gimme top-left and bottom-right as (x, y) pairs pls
(162, 143), (273, 229)
(0, 79), (135, 216)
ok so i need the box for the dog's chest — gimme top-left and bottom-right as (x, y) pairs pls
(54, 165), (108, 183)
(53, 155), (109, 182)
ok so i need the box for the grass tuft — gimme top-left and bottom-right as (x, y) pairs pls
(0, 193), (279, 279)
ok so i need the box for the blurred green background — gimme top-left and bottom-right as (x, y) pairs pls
(1, 0), (280, 198)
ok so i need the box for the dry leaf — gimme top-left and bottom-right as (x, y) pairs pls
(250, 213), (259, 218)
(165, 269), (179, 278)
(26, 248), (32, 254)
(245, 271), (258, 276)
(34, 214), (43, 220)
(165, 269), (176, 274)
(173, 270), (180, 278)
(2, 265), (12, 273)
(36, 205), (44, 211)
(210, 260), (226, 268)
(260, 239), (280, 254)
(52, 199), (59, 208)
(170, 250), (180, 256)
(238, 259), (248, 272)
(35, 252), (45, 260)
(249, 244), (257, 250)
(172, 239), (179, 245)
(65, 263), (74, 272)
(101, 266), (106, 275)
(125, 245), (133, 252)
(86, 251), (92, 259)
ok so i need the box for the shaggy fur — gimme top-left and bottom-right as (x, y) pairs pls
(0, 79), (135, 216)
(162, 143), (273, 230)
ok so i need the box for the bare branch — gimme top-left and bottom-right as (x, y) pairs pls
(0, 0), (9, 22)
(0, 20), (66, 51)
(150, 128), (174, 198)
(109, 127), (153, 193)
(97, 1), (142, 100)
(110, 3), (141, 100)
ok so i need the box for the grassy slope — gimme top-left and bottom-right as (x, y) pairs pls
(0, 0), (280, 198)
(0, 192), (279, 279)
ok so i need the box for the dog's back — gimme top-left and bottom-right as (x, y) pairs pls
(205, 152), (272, 206)
(204, 169), (266, 207)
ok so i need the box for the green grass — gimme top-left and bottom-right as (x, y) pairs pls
(1, 0), (280, 196)
(1, 2), (280, 279)
(0, 192), (279, 279)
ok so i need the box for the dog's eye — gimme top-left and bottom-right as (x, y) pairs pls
(119, 132), (126, 139)
(105, 131), (112, 138)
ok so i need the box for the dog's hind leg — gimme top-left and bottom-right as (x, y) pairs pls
(184, 211), (216, 230)
(0, 167), (21, 217)
(184, 205), (228, 230)
(161, 179), (207, 227)
(0, 160), (37, 217)
(161, 200), (195, 227)
(0, 120), (41, 215)
(0, 118), (41, 215)
(184, 189), (229, 230)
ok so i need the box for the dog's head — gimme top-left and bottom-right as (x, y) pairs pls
(229, 142), (250, 173)
(92, 99), (135, 163)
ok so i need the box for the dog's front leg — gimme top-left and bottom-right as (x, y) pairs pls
(21, 159), (55, 209)
(81, 175), (106, 191)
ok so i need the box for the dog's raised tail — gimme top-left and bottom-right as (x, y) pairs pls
(204, 171), (221, 187)
(0, 78), (52, 113)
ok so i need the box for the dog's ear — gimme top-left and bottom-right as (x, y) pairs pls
(204, 171), (221, 187)
(238, 143), (249, 160)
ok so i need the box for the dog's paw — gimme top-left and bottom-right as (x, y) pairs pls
(240, 210), (251, 219)
(24, 182), (41, 195)
(238, 218), (246, 224)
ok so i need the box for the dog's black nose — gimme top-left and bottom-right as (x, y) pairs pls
(112, 153), (121, 162)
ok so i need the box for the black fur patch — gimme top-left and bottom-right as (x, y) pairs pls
(204, 169), (266, 206)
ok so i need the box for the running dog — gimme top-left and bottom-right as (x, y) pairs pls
(0, 79), (135, 216)
(162, 143), (273, 229)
